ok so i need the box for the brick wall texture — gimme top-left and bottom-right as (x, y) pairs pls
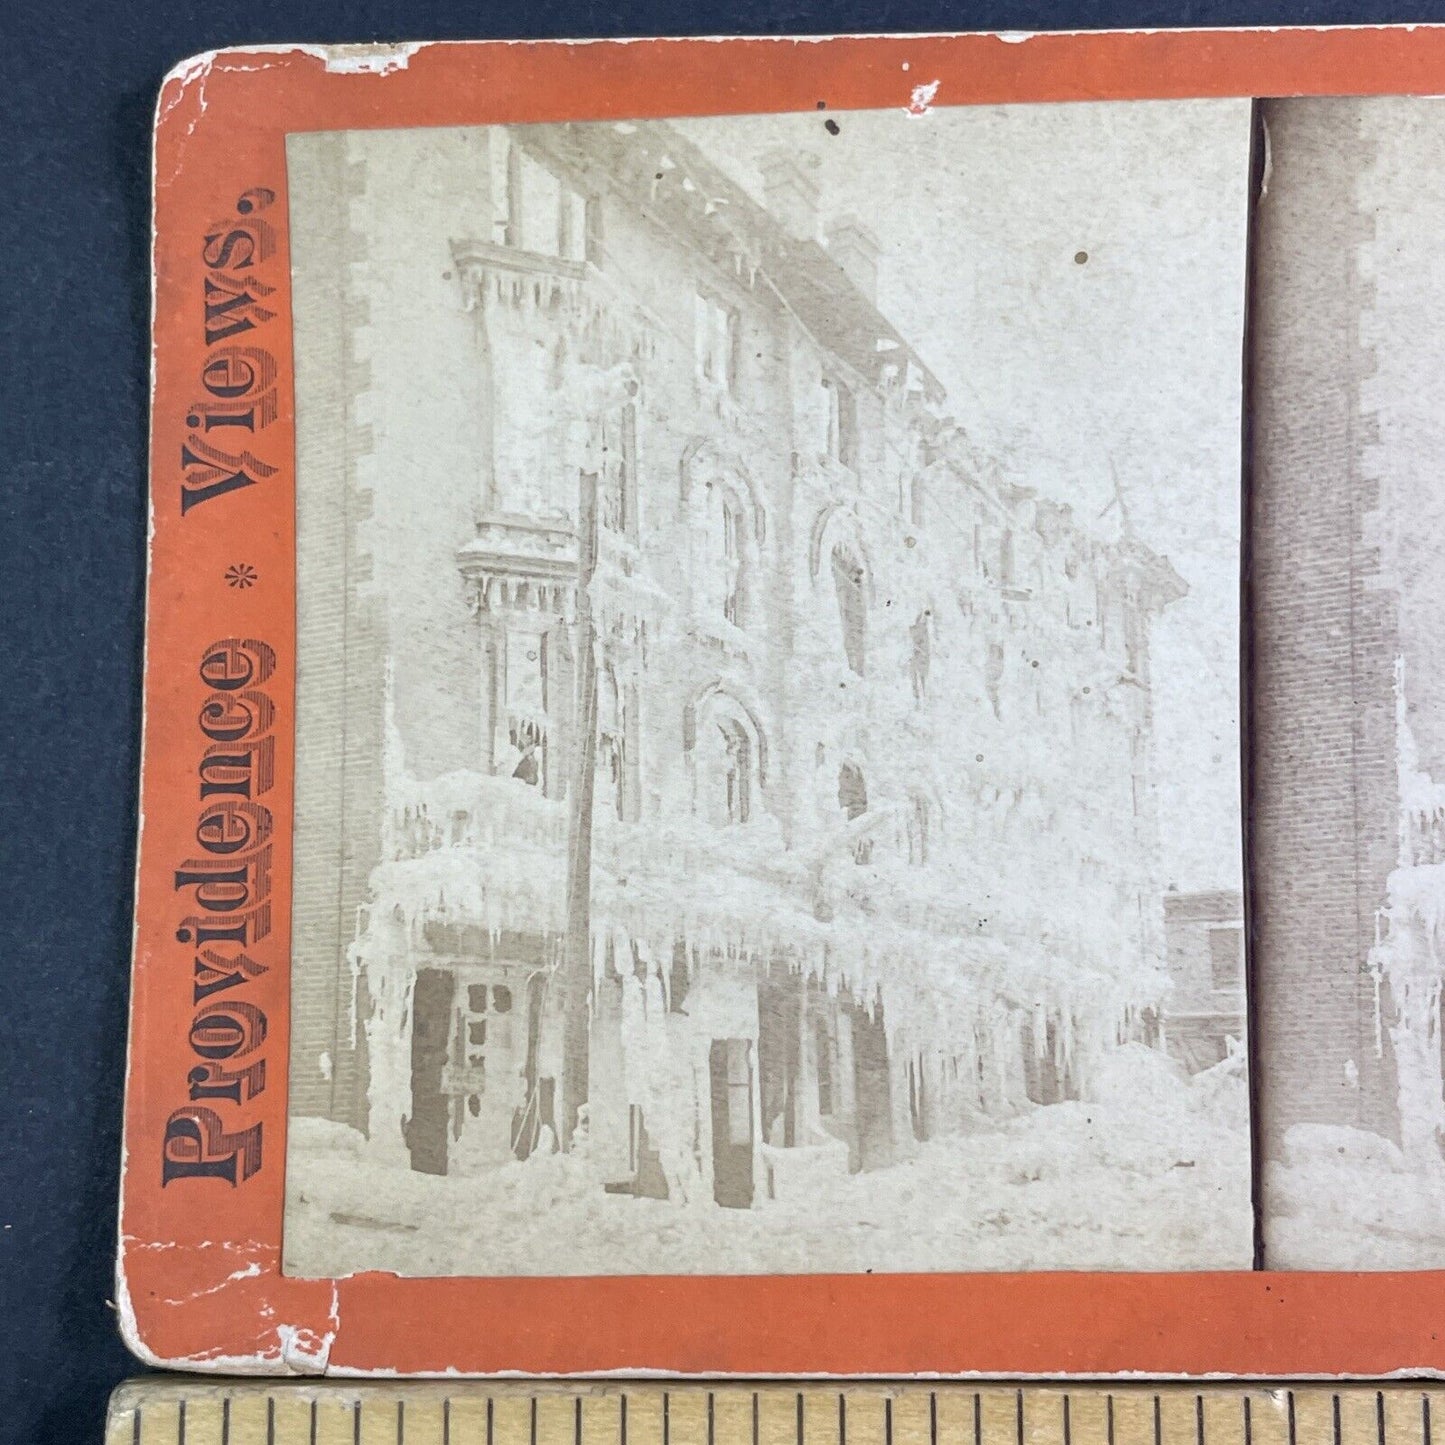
(1250, 98), (1402, 1154)
(286, 131), (383, 1131)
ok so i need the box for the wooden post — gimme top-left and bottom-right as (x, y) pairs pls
(560, 468), (599, 1150)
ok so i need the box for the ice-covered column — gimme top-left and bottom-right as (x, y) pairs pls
(356, 915), (418, 1170)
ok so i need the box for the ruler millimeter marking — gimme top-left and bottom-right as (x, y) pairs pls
(106, 1384), (1445, 1445)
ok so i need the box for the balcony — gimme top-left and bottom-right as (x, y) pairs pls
(366, 772), (572, 946)
(451, 238), (586, 310)
(391, 770), (569, 863)
(450, 236), (662, 371)
(457, 512), (578, 619)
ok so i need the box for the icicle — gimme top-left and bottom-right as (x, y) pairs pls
(1373, 952), (1385, 1060)
(345, 909), (366, 1050)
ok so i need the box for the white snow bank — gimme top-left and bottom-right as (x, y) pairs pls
(1265, 1122), (1445, 1269)
(1085, 1040), (1189, 1111)
(284, 1057), (1251, 1278)
(1278, 1123), (1408, 1174)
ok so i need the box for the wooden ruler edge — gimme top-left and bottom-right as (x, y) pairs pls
(104, 1377), (1445, 1443)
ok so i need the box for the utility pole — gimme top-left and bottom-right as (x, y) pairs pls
(560, 466), (599, 1151)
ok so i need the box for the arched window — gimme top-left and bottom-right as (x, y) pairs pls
(810, 506), (873, 676)
(702, 476), (756, 628)
(831, 543), (867, 675)
(721, 491), (743, 624)
(719, 719), (752, 824)
(700, 716), (753, 826)
(689, 690), (765, 829)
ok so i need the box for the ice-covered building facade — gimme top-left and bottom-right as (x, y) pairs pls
(288, 120), (1185, 1207)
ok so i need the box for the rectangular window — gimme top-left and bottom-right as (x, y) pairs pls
(1208, 925), (1244, 989)
(491, 134), (514, 246)
(695, 292), (738, 395)
(518, 151), (561, 256)
(819, 378), (839, 458)
(504, 628), (549, 788)
(462, 981), (515, 1062)
(820, 377), (858, 468)
(559, 187), (588, 263)
(836, 382), (858, 469)
(584, 194), (604, 265)
(505, 629), (546, 717)
(496, 133), (591, 261)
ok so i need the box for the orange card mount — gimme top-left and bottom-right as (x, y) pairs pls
(125, 30), (1445, 1378)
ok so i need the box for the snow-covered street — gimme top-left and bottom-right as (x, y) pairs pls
(285, 1045), (1252, 1277)
(1264, 1122), (1445, 1269)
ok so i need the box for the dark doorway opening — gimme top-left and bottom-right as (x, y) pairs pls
(406, 967), (454, 1175)
(709, 1038), (755, 1208)
(1022, 1019), (1079, 1105)
(851, 1000), (892, 1171)
(758, 969), (801, 1148)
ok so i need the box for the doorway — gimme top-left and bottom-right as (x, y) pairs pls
(851, 1002), (892, 1171)
(709, 1037), (755, 1208)
(406, 967), (454, 1175)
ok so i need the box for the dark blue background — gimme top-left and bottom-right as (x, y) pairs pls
(0, 1), (1434, 1441)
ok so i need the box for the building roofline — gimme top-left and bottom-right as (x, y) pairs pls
(513, 119), (948, 403)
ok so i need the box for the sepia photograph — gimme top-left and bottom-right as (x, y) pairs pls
(280, 99), (1253, 1278)
(1254, 95), (1445, 1269)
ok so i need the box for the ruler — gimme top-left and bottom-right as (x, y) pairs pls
(105, 1383), (1445, 1445)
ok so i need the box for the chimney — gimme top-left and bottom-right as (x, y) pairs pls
(826, 214), (881, 303)
(758, 148), (821, 242)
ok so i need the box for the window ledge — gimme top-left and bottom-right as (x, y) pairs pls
(450, 237), (587, 282)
